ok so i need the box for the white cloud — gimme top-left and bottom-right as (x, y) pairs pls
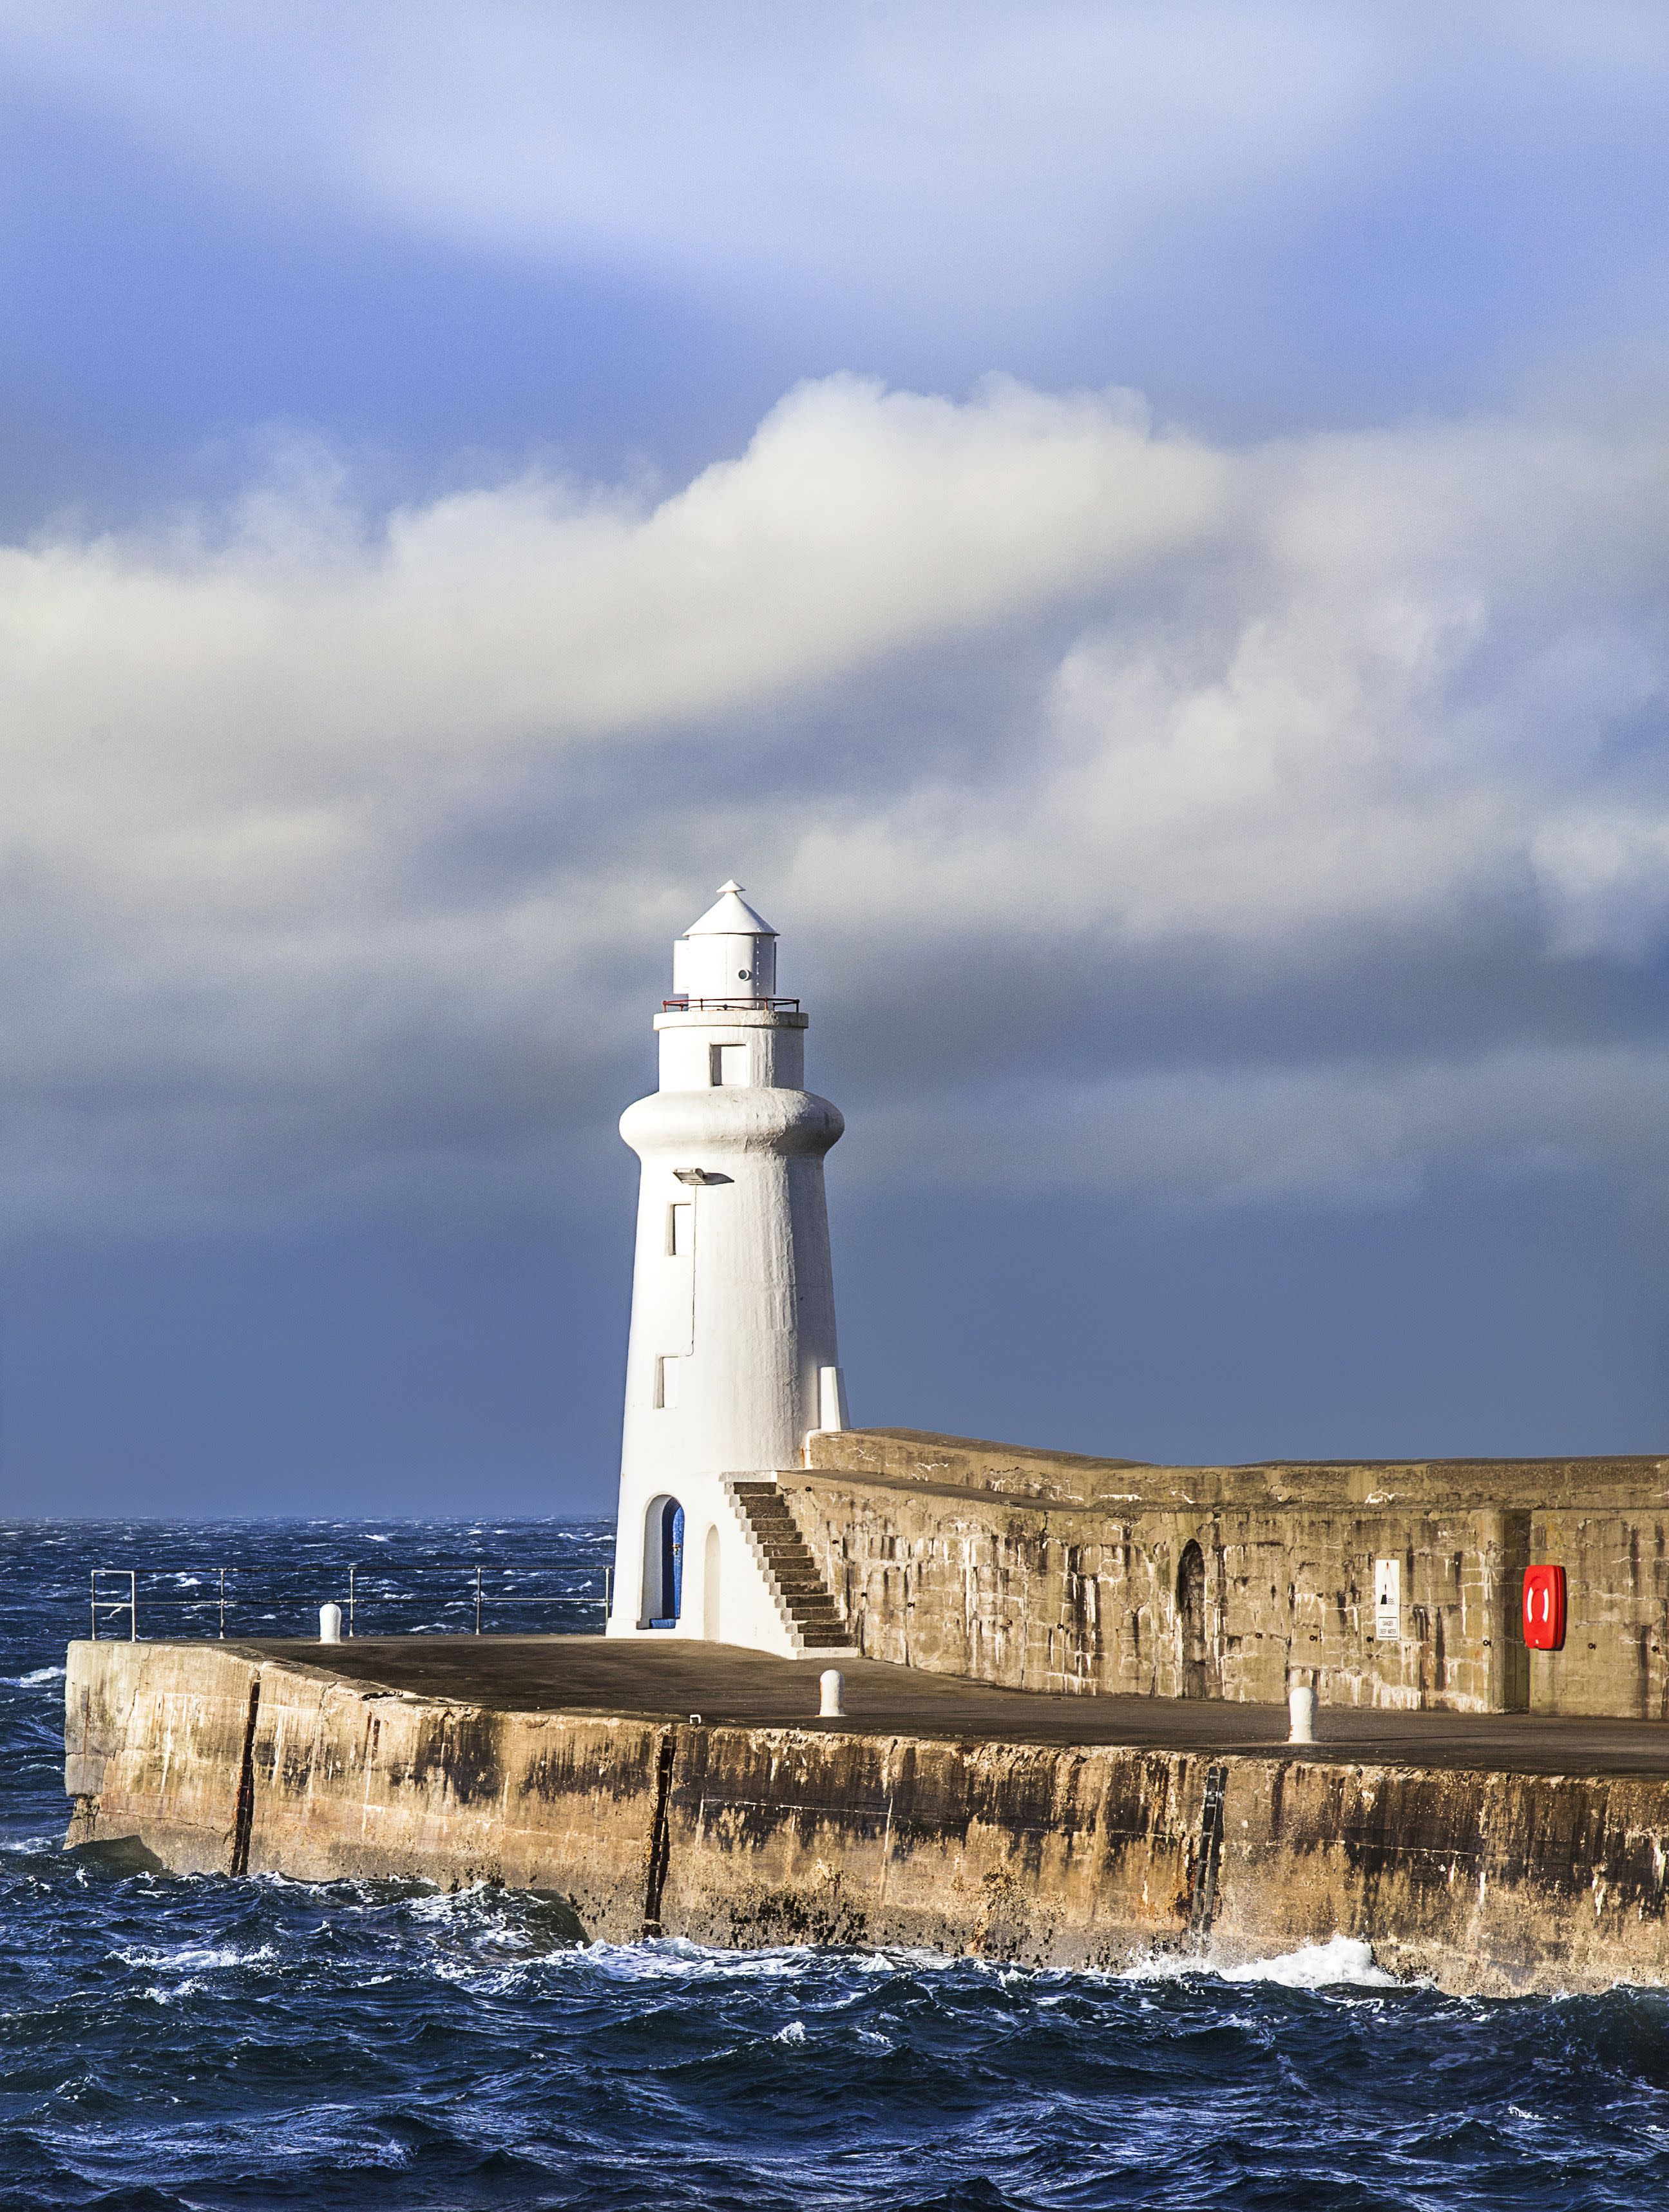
(792, 413), (1669, 968)
(0, 374), (1218, 786)
(1532, 812), (1669, 960)
(1, 373), (1667, 1230)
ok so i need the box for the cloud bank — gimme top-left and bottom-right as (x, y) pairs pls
(3, 372), (1668, 1231)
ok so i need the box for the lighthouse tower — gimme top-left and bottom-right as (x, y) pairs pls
(607, 882), (852, 1653)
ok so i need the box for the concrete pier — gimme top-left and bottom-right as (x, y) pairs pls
(63, 1634), (1669, 1995)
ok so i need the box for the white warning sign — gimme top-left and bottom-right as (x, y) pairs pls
(1374, 1558), (1401, 1642)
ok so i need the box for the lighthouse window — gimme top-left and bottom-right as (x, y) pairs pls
(656, 1355), (682, 1409)
(711, 1043), (749, 1087)
(667, 1202), (692, 1257)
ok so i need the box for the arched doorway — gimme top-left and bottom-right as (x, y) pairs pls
(643, 1496), (685, 1627)
(702, 1523), (721, 1639)
(1177, 1540), (1207, 1698)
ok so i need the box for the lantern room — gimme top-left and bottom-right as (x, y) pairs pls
(670, 881), (779, 1004)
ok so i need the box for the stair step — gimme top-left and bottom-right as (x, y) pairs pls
(730, 1480), (855, 1652)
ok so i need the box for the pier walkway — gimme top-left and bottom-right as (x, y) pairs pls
(229, 1634), (1669, 1778)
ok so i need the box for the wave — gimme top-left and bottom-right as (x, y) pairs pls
(1124, 1934), (1399, 1988)
(114, 1943), (279, 1972)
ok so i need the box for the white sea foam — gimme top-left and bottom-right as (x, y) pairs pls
(403, 1882), (528, 1927)
(116, 1943), (277, 1972)
(1124, 1935), (1398, 1989)
(775, 2018), (806, 2042)
(580, 1937), (824, 1985)
(1219, 1936), (1399, 1988)
(427, 1959), (540, 1996)
(140, 1978), (205, 2005)
(852, 1945), (998, 1976)
(408, 1932), (983, 1997)
(3, 1666), (65, 1687)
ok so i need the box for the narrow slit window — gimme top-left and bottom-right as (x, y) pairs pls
(656, 1355), (682, 1409)
(667, 1201), (692, 1256)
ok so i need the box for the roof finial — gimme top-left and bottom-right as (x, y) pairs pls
(684, 881), (776, 939)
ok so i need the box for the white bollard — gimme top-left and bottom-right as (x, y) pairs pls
(1288, 1682), (1316, 1744)
(819, 1668), (844, 1718)
(319, 1602), (343, 1645)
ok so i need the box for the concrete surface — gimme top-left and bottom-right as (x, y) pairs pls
(224, 1634), (1669, 1773)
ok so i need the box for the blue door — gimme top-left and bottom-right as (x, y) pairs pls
(650, 1499), (684, 1626)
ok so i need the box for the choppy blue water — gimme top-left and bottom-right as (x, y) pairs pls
(5, 1521), (1669, 2209)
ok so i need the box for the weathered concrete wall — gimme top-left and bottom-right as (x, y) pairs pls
(1531, 1511), (1669, 1718)
(792, 1431), (1669, 1717)
(65, 1639), (660, 1937)
(805, 1430), (1669, 1517)
(63, 1638), (1669, 1996)
(783, 1465), (1529, 1713)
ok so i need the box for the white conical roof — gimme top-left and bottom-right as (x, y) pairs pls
(683, 880), (777, 937)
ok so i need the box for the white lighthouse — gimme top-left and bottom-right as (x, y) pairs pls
(606, 882), (854, 1654)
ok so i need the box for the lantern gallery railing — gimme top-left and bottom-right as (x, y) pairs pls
(86, 1563), (613, 1641)
(661, 996), (801, 1012)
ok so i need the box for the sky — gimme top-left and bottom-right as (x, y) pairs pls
(4, 1), (1669, 1516)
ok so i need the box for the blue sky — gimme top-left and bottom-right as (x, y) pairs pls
(3, 2), (1669, 1514)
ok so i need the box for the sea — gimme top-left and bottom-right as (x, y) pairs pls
(4, 1518), (1669, 2211)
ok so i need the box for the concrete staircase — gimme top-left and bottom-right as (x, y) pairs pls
(728, 1480), (856, 1654)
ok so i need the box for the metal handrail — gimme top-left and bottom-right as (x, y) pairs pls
(662, 996), (800, 1012)
(344, 1563), (613, 1637)
(85, 1561), (612, 1641)
(90, 1567), (229, 1641)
